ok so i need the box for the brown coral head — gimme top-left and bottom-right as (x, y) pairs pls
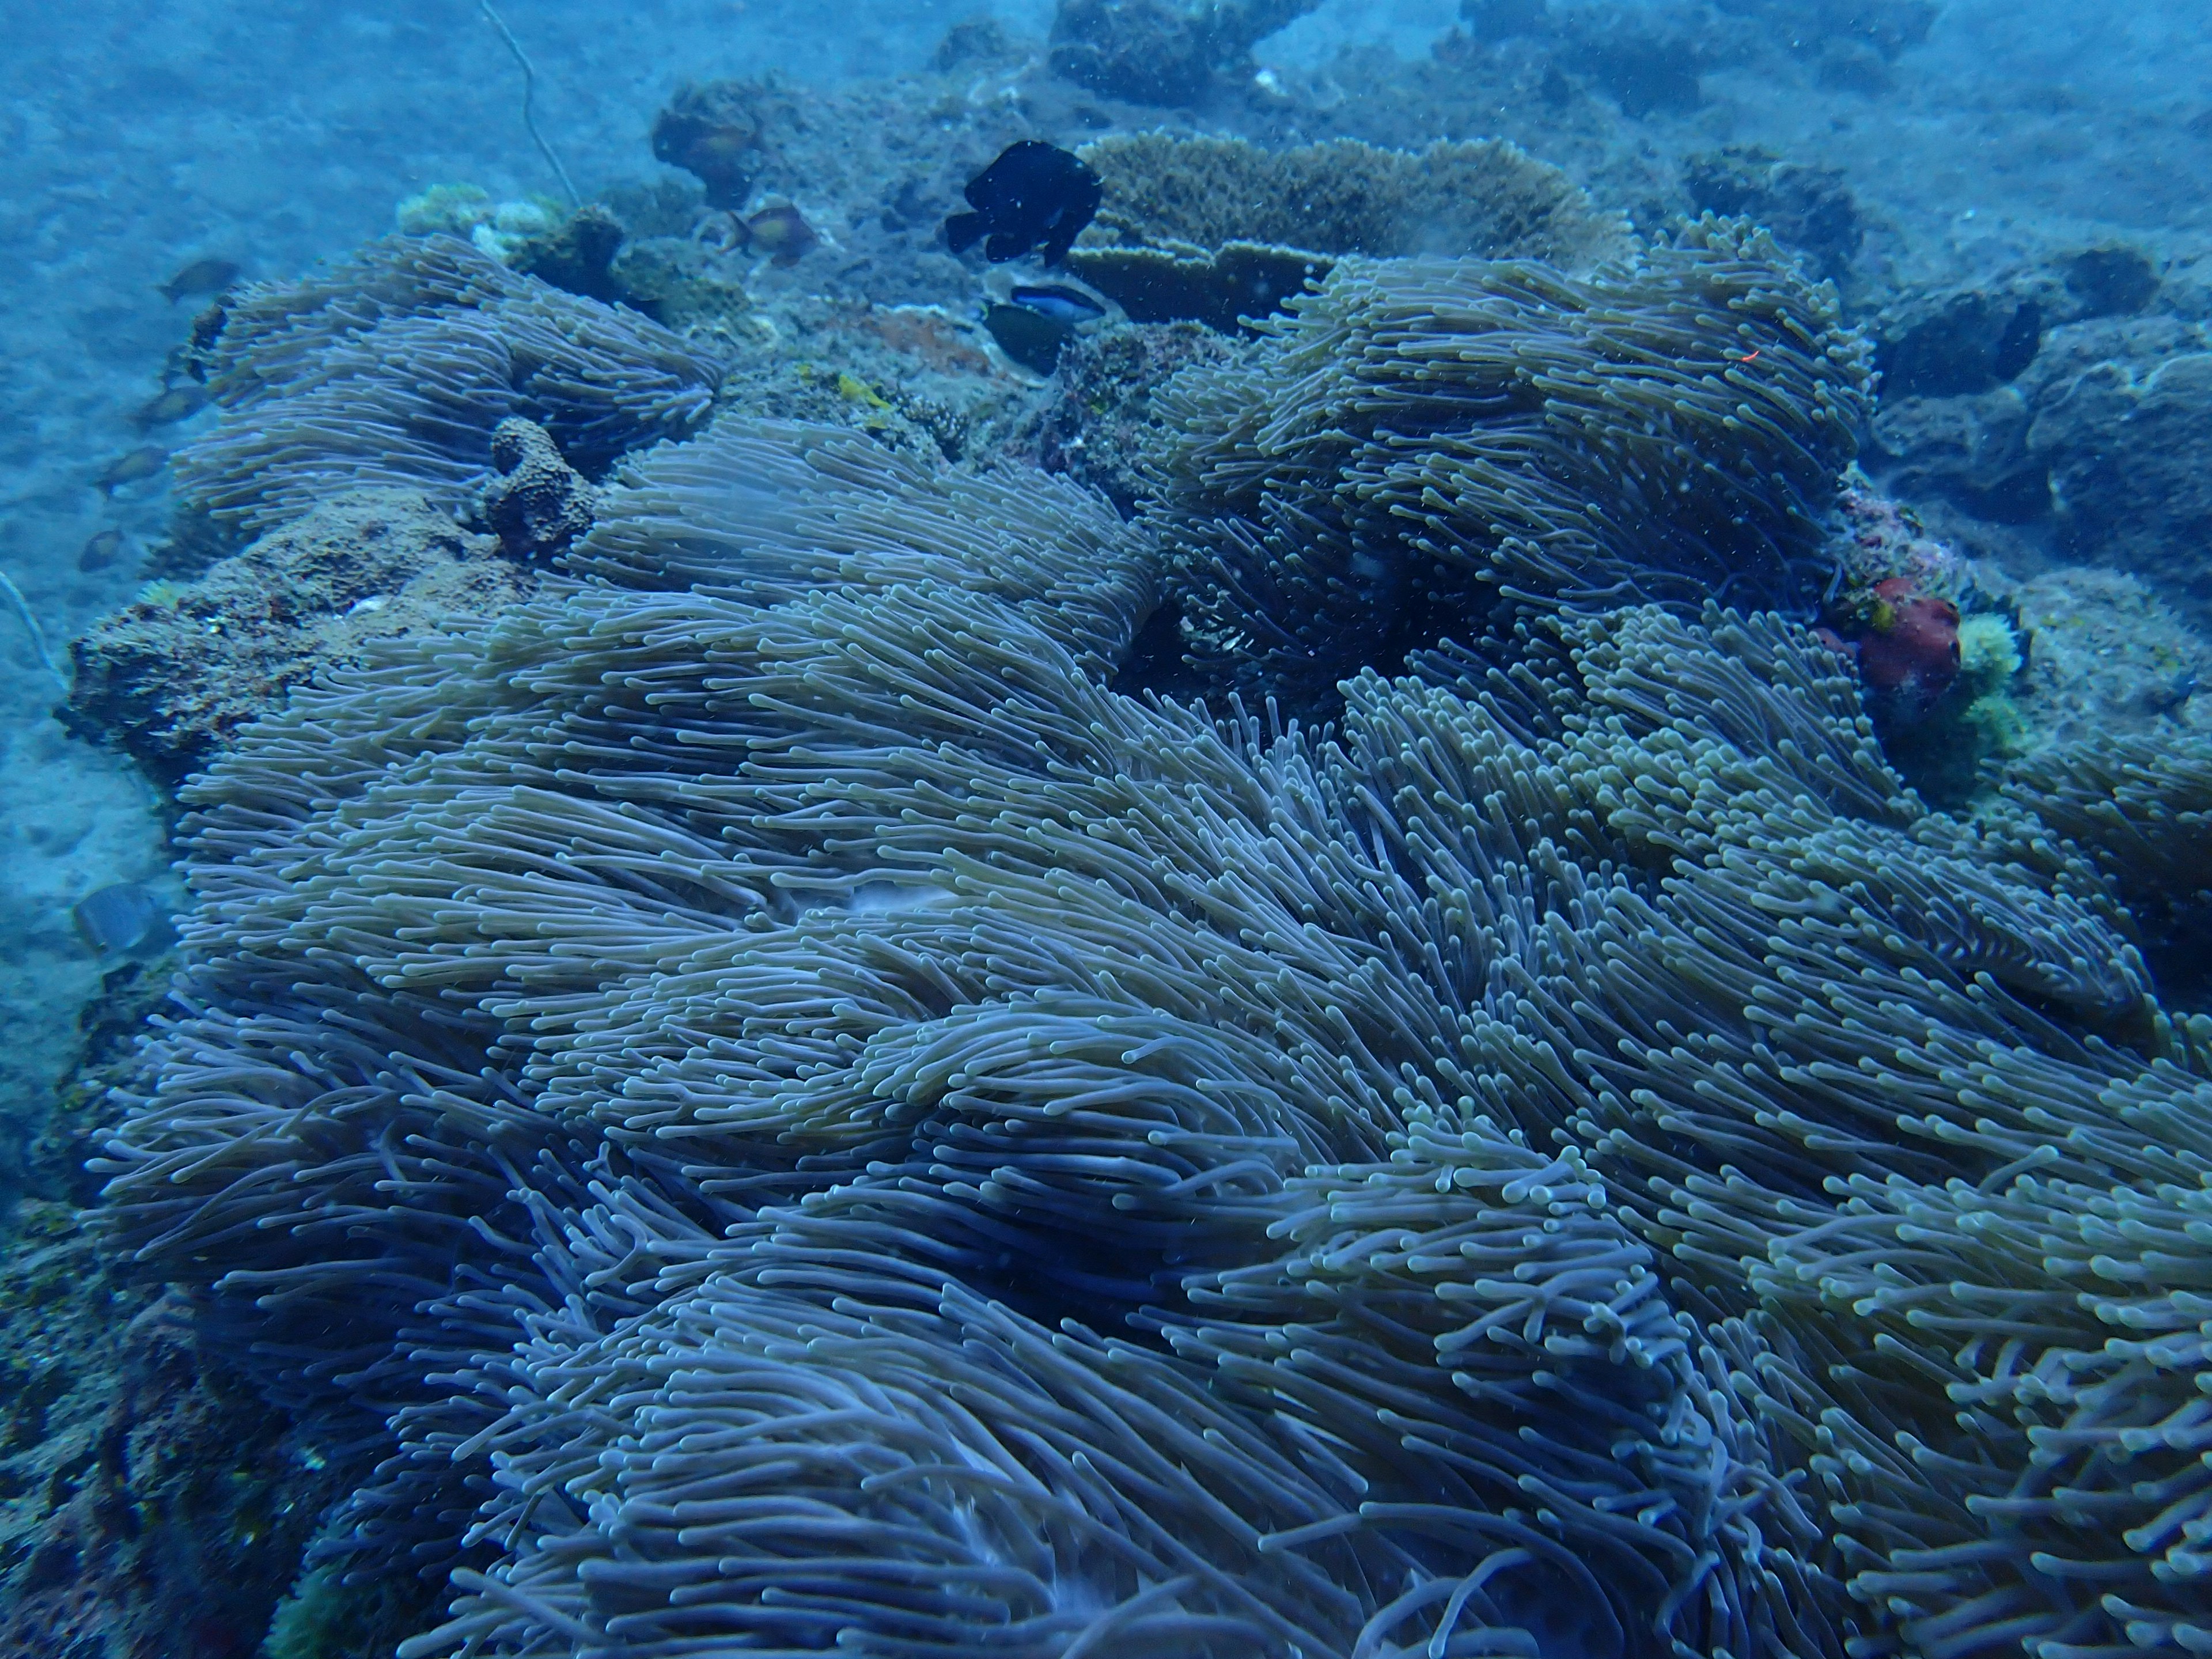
(652, 81), (767, 209)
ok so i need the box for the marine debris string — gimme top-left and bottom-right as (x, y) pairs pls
(476, 0), (579, 207)
(0, 565), (65, 693)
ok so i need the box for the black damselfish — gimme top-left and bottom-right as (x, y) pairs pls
(945, 141), (1103, 266)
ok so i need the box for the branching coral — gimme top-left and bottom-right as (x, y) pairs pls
(174, 234), (720, 536)
(1147, 218), (1873, 711)
(94, 398), (2212, 1659)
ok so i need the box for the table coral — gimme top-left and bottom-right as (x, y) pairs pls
(1067, 133), (1628, 329)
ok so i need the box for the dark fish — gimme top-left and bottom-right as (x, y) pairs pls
(131, 384), (210, 428)
(744, 203), (819, 267)
(1008, 283), (1106, 325)
(945, 141), (1102, 266)
(158, 257), (241, 304)
(2145, 672), (2200, 714)
(96, 446), (167, 495)
(984, 301), (1074, 376)
(78, 528), (126, 572)
(73, 881), (175, 957)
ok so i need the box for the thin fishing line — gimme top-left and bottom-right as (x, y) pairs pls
(478, 0), (582, 207)
(0, 567), (66, 692)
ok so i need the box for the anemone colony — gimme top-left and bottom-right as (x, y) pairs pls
(96, 230), (2212, 1659)
(176, 234), (718, 536)
(1155, 219), (1871, 710)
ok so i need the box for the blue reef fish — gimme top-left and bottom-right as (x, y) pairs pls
(73, 881), (175, 957)
(96, 445), (167, 496)
(945, 141), (1102, 266)
(1007, 282), (1107, 325)
(131, 383), (210, 428)
(158, 256), (241, 304)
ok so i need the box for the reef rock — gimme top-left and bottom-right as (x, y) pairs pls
(1046, 0), (1322, 105)
(1870, 288), (2212, 627)
(481, 416), (597, 561)
(66, 490), (533, 785)
(0, 1226), (353, 1659)
(1019, 319), (1238, 517)
(2033, 346), (2212, 616)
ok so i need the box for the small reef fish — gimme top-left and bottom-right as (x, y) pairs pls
(945, 141), (1102, 266)
(985, 302), (1075, 376)
(743, 203), (820, 267)
(72, 881), (176, 957)
(78, 528), (126, 572)
(131, 384), (210, 428)
(96, 446), (167, 495)
(158, 256), (241, 304)
(1007, 283), (1107, 325)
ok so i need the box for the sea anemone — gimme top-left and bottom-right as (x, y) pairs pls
(96, 399), (2212, 1658)
(174, 234), (720, 536)
(1147, 218), (1873, 712)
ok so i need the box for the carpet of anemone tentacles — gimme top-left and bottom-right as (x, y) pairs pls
(96, 324), (2212, 1654)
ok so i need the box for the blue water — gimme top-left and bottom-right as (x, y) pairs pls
(3, 1), (2211, 1652)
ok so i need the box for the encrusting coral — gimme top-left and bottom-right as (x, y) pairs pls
(65, 488), (534, 784)
(1147, 217), (1872, 711)
(90, 385), (2212, 1658)
(173, 234), (720, 537)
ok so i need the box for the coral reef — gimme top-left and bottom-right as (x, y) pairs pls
(478, 416), (596, 562)
(1147, 218), (1872, 709)
(66, 489), (535, 785)
(1681, 145), (1863, 281)
(1046, 0), (1323, 105)
(395, 183), (497, 236)
(1864, 268), (2212, 623)
(1020, 319), (1238, 516)
(650, 79), (783, 209)
(173, 235), (719, 537)
(1068, 133), (1627, 327)
(506, 202), (627, 302)
(90, 408), (2212, 1659)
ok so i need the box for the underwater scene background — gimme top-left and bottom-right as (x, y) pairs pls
(3, 1), (2212, 1653)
